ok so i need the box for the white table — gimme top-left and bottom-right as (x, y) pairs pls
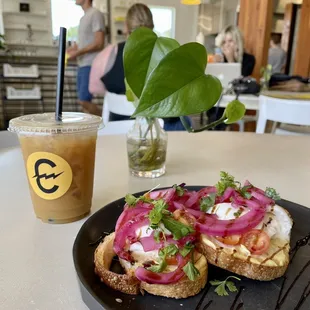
(1, 132), (310, 310)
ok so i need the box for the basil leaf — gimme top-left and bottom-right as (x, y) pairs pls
(132, 42), (222, 117)
(182, 261), (200, 281)
(200, 193), (216, 212)
(224, 100), (246, 124)
(124, 27), (179, 99)
(161, 215), (195, 240)
(180, 243), (195, 257)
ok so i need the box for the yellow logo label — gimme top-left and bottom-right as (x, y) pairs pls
(27, 152), (73, 200)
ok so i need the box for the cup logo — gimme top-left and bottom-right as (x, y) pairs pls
(27, 152), (73, 200)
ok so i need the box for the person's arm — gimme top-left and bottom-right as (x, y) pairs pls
(75, 31), (105, 57)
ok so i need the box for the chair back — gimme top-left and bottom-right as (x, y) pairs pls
(103, 92), (136, 124)
(256, 95), (310, 134)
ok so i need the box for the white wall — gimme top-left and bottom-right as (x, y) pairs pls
(143, 0), (199, 44)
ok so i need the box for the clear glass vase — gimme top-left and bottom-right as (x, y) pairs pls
(126, 117), (167, 178)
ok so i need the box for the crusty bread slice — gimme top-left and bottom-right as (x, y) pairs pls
(94, 233), (208, 298)
(197, 204), (293, 281)
(94, 233), (140, 295)
(197, 238), (289, 281)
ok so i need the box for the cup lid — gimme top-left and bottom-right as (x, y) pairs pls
(8, 112), (103, 134)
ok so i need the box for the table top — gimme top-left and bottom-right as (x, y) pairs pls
(1, 132), (310, 310)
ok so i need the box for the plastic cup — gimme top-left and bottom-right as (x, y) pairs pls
(8, 112), (102, 224)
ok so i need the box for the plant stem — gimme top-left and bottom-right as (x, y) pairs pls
(180, 116), (227, 133)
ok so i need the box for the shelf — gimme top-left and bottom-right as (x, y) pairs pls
(7, 41), (52, 47)
(2, 11), (47, 17)
(5, 25), (49, 32)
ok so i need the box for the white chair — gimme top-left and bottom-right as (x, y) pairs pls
(98, 120), (135, 136)
(102, 92), (136, 124)
(256, 95), (310, 135)
(0, 131), (19, 149)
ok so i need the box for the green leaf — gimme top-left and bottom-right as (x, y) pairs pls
(180, 242), (195, 257)
(265, 187), (281, 200)
(124, 27), (179, 99)
(125, 194), (138, 206)
(161, 215), (195, 240)
(125, 78), (137, 104)
(153, 230), (162, 243)
(148, 199), (168, 227)
(159, 244), (179, 258)
(210, 276), (241, 296)
(224, 100), (246, 124)
(214, 283), (229, 296)
(132, 42), (222, 118)
(239, 185), (252, 199)
(226, 281), (238, 293)
(182, 261), (200, 281)
(200, 193), (216, 212)
(215, 171), (238, 195)
(125, 193), (152, 207)
(173, 184), (185, 197)
(147, 258), (167, 273)
(146, 36), (180, 79)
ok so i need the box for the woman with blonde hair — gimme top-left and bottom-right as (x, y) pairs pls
(214, 25), (255, 77)
(88, 3), (154, 119)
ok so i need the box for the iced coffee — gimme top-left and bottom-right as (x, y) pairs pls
(8, 112), (102, 223)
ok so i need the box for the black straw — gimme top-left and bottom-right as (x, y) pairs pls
(56, 27), (67, 121)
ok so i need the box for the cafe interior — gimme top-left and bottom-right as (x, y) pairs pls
(1, 1), (310, 310)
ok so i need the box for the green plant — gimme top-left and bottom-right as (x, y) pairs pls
(124, 27), (246, 132)
(260, 64), (272, 90)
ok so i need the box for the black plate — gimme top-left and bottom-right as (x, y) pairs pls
(73, 186), (310, 310)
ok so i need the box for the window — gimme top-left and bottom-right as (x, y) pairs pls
(149, 6), (176, 39)
(51, 0), (83, 41)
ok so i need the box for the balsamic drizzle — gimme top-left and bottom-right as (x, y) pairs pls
(89, 229), (114, 246)
(289, 232), (310, 264)
(276, 259), (310, 309)
(195, 285), (210, 310)
(235, 303), (244, 310)
(230, 287), (245, 310)
(202, 300), (213, 310)
(275, 276), (287, 308)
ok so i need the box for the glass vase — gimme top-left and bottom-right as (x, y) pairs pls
(126, 117), (167, 178)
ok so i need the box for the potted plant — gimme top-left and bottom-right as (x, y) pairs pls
(124, 28), (245, 178)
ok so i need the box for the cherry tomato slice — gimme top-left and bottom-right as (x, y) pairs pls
(216, 235), (241, 246)
(240, 229), (270, 255)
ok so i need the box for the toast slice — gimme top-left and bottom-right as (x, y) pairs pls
(94, 232), (208, 298)
(197, 204), (293, 281)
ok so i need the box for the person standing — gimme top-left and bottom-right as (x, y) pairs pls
(67, 0), (105, 115)
(268, 33), (286, 74)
